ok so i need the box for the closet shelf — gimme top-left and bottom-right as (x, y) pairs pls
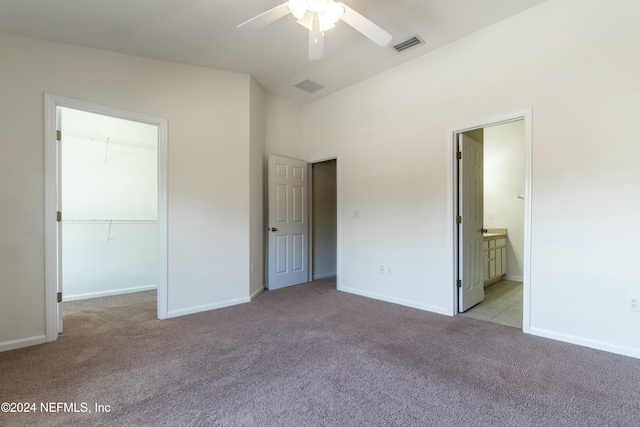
(61, 219), (156, 224)
(63, 129), (157, 151)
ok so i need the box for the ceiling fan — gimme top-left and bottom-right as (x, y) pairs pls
(237, 0), (393, 60)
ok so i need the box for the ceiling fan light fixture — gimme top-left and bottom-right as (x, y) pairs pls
(307, 0), (329, 13)
(288, 0), (309, 19)
(322, 2), (344, 26)
(289, 0), (344, 32)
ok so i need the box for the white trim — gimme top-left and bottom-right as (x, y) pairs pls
(339, 286), (451, 316)
(447, 109), (533, 332)
(250, 287), (264, 300)
(505, 275), (524, 282)
(63, 285), (158, 302)
(156, 109), (169, 321)
(44, 93), (169, 344)
(167, 297), (250, 318)
(335, 156), (341, 290)
(0, 335), (47, 353)
(530, 327), (640, 360)
(44, 95), (58, 341)
(307, 161), (314, 283)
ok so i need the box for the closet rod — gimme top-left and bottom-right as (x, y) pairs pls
(62, 219), (156, 240)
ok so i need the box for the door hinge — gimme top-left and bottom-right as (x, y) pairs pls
(456, 216), (462, 224)
(457, 279), (462, 288)
(57, 292), (62, 303)
(56, 130), (61, 141)
(457, 151), (462, 160)
(57, 211), (62, 222)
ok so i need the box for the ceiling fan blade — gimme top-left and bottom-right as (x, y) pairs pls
(308, 30), (324, 60)
(340, 4), (392, 47)
(236, 2), (291, 33)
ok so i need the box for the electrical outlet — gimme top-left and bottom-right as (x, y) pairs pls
(379, 265), (385, 274)
(387, 266), (393, 275)
(630, 296), (640, 312)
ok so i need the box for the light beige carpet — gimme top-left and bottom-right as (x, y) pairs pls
(1, 278), (638, 426)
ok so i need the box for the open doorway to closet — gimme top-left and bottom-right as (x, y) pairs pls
(60, 107), (158, 304)
(311, 159), (337, 284)
(44, 94), (168, 342)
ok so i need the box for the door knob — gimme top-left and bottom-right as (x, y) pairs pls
(481, 228), (488, 233)
(270, 227), (278, 232)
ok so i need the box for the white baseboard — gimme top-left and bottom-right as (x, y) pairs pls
(505, 275), (523, 282)
(250, 287), (264, 300)
(64, 285), (158, 302)
(529, 327), (640, 360)
(338, 286), (451, 316)
(313, 273), (337, 280)
(0, 335), (47, 353)
(167, 296), (250, 319)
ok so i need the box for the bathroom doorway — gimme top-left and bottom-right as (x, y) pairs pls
(453, 112), (532, 331)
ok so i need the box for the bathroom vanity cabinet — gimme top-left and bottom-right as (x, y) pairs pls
(484, 229), (507, 285)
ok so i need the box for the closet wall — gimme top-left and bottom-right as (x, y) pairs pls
(61, 107), (158, 301)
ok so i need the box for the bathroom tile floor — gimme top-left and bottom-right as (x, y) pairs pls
(460, 280), (523, 328)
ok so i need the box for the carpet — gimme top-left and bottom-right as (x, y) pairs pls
(0, 278), (638, 426)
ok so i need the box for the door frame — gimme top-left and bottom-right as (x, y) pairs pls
(307, 157), (339, 282)
(44, 93), (169, 342)
(448, 109), (532, 332)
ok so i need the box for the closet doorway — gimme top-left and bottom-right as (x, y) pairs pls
(60, 107), (158, 302)
(310, 159), (337, 283)
(44, 94), (168, 341)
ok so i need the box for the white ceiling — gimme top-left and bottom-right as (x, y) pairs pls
(0, 0), (548, 104)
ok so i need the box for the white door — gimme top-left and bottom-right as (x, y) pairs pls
(458, 133), (485, 312)
(56, 107), (63, 333)
(268, 155), (308, 290)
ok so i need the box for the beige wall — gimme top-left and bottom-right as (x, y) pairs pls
(0, 32), (254, 348)
(265, 94), (303, 160)
(302, 0), (640, 357)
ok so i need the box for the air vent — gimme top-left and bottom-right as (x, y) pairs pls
(392, 35), (424, 53)
(294, 79), (325, 94)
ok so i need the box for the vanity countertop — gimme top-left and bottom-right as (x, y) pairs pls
(484, 228), (507, 239)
